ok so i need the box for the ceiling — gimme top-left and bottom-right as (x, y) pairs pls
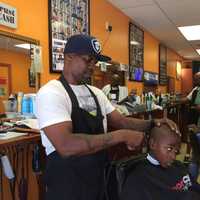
(108, 0), (200, 61)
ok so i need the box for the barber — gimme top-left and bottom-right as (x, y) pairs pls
(183, 72), (200, 180)
(184, 72), (200, 125)
(102, 73), (128, 104)
(36, 34), (177, 200)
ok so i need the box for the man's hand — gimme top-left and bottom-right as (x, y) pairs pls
(154, 118), (179, 134)
(117, 130), (145, 151)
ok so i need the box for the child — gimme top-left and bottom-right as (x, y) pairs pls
(120, 124), (200, 200)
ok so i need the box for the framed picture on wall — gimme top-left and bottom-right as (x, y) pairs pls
(48, 0), (90, 73)
(129, 22), (144, 81)
(159, 44), (167, 85)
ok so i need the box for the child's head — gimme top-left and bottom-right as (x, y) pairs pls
(149, 124), (181, 168)
(129, 89), (137, 96)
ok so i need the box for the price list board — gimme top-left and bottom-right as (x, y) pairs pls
(159, 44), (167, 85)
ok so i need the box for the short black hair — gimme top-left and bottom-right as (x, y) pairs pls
(149, 124), (181, 142)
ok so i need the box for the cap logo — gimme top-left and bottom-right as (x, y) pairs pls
(91, 39), (101, 53)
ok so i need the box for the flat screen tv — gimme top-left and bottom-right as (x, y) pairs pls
(129, 67), (143, 82)
(144, 71), (159, 86)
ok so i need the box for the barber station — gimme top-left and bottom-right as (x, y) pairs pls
(0, 0), (200, 200)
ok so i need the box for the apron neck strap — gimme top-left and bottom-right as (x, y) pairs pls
(59, 74), (102, 117)
(59, 73), (79, 108)
(85, 85), (102, 117)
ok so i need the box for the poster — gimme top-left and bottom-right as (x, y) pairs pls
(129, 23), (144, 81)
(49, 0), (90, 72)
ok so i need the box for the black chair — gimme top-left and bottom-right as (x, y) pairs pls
(188, 126), (200, 181)
(190, 132), (200, 161)
(105, 154), (146, 200)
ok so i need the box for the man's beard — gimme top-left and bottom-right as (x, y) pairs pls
(79, 74), (92, 84)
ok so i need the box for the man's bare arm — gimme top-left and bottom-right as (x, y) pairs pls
(107, 110), (178, 133)
(43, 121), (144, 157)
(107, 110), (152, 131)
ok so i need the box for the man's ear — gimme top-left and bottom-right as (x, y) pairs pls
(149, 138), (156, 150)
(64, 54), (74, 62)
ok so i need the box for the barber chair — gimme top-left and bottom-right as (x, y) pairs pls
(105, 154), (146, 200)
(187, 105), (199, 125)
(188, 125), (200, 181)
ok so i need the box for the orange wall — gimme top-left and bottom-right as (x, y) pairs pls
(91, 0), (182, 94)
(90, 0), (129, 64)
(144, 32), (159, 73)
(0, 0), (182, 94)
(0, 49), (35, 94)
(167, 48), (182, 92)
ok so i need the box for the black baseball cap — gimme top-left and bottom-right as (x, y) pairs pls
(64, 34), (111, 62)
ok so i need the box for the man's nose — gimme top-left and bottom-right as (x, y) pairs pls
(170, 151), (176, 160)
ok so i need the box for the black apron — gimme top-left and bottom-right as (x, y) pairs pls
(44, 74), (107, 200)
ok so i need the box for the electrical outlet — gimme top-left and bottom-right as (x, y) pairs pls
(105, 21), (110, 31)
(105, 21), (112, 32)
(108, 25), (112, 32)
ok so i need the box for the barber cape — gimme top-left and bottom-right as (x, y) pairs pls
(120, 154), (200, 200)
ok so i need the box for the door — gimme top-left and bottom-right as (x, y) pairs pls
(167, 76), (175, 93)
(181, 68), (192, 96)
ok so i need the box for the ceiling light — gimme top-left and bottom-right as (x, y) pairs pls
(176, 61), (182, 73)
(178, 25), (200, 41)
(130, 41), (140, 45)
(15, 43), (30, 49)
(196, 49), (200, 55)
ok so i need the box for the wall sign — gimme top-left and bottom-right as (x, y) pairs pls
(159, 44), (167, 85)
(0, 3), (17, 29)
(48, 0), (90, 73)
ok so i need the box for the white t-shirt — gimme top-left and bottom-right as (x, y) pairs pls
(187, 86), (200, 100)
(36, 80), (115, 155)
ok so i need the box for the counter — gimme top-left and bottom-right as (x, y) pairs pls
(0, 118), (44, 200)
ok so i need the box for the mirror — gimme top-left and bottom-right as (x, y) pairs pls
(92, 61), (127, 89)
(0, 31), (39, 113)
